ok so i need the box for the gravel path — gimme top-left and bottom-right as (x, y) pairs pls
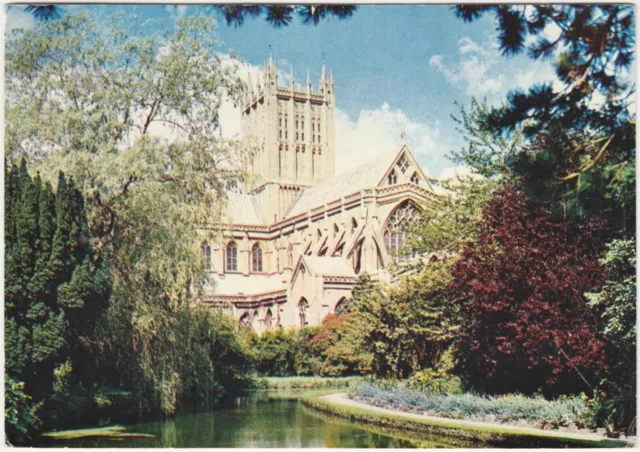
(320, 393), (635, 447)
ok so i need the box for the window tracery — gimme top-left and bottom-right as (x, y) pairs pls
(226, 241), (238, 272)
(251, 243), (263, 272)
(388, 170), (398, 185)
(383, 201), (418, 263)
(410, 172), (420, 185)
(397, 154), (410, 174)
(201, 241), (212, 270)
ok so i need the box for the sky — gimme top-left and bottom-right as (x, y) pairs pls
(5, 4), (565, 178)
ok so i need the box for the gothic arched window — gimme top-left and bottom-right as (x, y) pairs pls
(410, 172), (420, 185)
(298, 298), (309, 327)
(388, 170), (398, 185)
(226, 241), (238, 272)
(265, 309), (273, 330)
(383, 200), (419, 263)
(335, 297), (348, 317)
(251, 243), (263, 272)
(239, 312), (252, 330)
(201, 241), (212, 270)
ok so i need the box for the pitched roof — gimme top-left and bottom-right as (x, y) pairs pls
(285, 146), (408, 217)
(301, 255), (356, 277)
(223, 192), (265, 224)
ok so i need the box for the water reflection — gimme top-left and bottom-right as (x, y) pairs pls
(37, 392), (459, 448)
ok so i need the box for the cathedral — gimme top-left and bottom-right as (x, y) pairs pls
(200, 55), (437, 332)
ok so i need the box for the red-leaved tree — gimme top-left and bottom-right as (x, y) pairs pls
(451, 187), (606, 396)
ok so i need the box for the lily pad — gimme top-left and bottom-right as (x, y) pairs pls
(42, 425), (156, 440)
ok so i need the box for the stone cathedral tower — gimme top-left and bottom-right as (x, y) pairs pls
(241, 54), (336, 223)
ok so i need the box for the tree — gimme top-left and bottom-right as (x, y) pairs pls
(4, 161), (111, 443)
(409, 174), (499, 257)
(5, 13), (248, 415)
(450, 101), (635, 232)
(451, 187), (607, 396)
(251, 328), (300, 376)
(5, 377), (41, 446)
(510, 127), (635, 232)
(454, 5), (635, 135)
(21, 4), (358, 28)
(449, 98), (524, 179)
(213, 5), (357, 28)
(353, 261), (459, 379)
(586, 239), (636, 433)
(453, 5), (635, 234)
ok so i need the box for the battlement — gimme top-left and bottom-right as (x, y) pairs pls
(243, 53), (333, 110)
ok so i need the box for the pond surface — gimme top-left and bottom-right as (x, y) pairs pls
(37, 391), (474, 448)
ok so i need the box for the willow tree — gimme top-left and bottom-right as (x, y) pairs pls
(5, 12), (250, 414)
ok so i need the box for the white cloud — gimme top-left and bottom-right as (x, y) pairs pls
(430, 36), (505, 97)
(5, 6), (36, 32)
(217, 61), (449, 178)
(430, 36), (561, 102)
(335, 103), (442, 176)
(219, 101), (243, 139)
(217, 57), (264, 140)
(164, 5), (190, 24)
(438, 165), (478, 180)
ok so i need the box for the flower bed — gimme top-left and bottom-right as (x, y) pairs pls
(354, 382), (590, 431)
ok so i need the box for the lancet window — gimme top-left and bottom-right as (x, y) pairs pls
(388, 170), (398, 185)
(201, 241), (212, 270)
(251, 243), (263, 272)
(287, 245), (293, 267)
(410, 172), (420, 185)
(265, 309), (273, 330)
(226, 241), (238, 272)
(295, 113), (304, 142)
(298, 298), (309, 327)
(311, 110), (321, 145)
(239, 313), (252, 329)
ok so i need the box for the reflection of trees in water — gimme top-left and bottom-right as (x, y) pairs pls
(160, 418), (177, 448)
(52, 392), (475, 447)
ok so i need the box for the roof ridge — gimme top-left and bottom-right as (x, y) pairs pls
(285, 146), (404, 217)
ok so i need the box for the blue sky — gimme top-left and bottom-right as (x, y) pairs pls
(6, 4), (563, 178)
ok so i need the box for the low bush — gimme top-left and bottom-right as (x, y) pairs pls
(251, 317), (371, 377)
(354, 382), (590, 429)
(263, 376), (365, 390)
(406, 369), (463, 395)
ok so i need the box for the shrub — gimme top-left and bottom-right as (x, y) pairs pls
(250, 329), (298, 376)
(586, 238), (636, 435)
(355, 382), (589, 428)
(406, 369), (462, 395)
(452, 188), (606, 396)
(5, 377), (41, 445)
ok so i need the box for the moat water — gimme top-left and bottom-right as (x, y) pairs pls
(37, 391), (477, 448)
